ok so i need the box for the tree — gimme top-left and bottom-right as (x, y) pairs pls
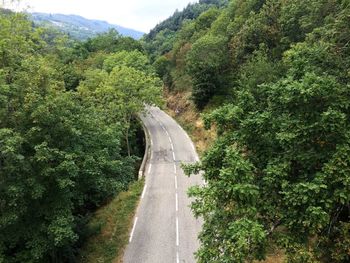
(99, 65), (162, 156)
(186, 34), (229, 108)
(84, 29), (143, 54)
(0, 11), (157, 262)
(177, 1), (350, 261)
(103, 50), (152, 73)
(185, 53), (350, 263)
(153, 55), (173, 88)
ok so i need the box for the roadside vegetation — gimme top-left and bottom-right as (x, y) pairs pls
(145, 0), (350, 262)
(78, 180), (144, 263)
(0, 8), (161, 263)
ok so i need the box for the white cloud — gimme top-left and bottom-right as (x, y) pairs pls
(3, 0), (198, 32)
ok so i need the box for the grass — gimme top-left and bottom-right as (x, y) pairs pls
(78, 179), (144, 263)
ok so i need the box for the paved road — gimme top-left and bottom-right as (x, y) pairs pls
(123, 106), (202, 263)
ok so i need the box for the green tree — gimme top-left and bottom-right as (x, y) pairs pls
(0, 11), (157, 262)
(103, 50), (152, 73)
(186, 34), (229, 108)
(186, 61), (350, 263)
(85, 29), (142, 53)
(100, 65), (162, 156)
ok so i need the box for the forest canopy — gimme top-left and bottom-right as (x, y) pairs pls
(144, 0), (350, 262)
(0, 10), (161, 262)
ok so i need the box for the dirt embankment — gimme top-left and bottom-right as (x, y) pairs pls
(164, 90), (216, 156)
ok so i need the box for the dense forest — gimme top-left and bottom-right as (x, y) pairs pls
(0, 10), (161, 263)
(145, 0), (350, 262)
(143, 0), (229, 62)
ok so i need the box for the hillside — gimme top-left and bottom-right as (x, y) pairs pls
(143, 0), (228, 61)
(147, 0), (350, 262)
(30, 12), (144, 40)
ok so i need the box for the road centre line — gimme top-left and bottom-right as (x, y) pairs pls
(176, 217), (179, 246)
(176, 251), (179, 263)
(175, 176), (178, 189)
(172, 151), (176, 161)
(175, 193), (178, 212)
(174, 163), (177, 174)
(129, 217), (138, 243)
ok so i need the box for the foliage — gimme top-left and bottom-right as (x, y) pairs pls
(161, 0), (350, 262)
(187, 69), (350, 262)
(186, 34), (229, 109)
(0, 10), (160, 263)
(103, 50), (152, 73)
(84, 29), (143, 53)
(78, 179), (144, 263)
(142, 0), (229, 62)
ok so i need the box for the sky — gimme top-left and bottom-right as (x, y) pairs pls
(5, 0), (197, 33)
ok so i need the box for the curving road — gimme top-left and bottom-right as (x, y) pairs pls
(123, 106), (202, 263)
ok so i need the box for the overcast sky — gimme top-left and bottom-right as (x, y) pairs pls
(5, 0), (198, 32)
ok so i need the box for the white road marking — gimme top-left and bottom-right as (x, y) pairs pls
(141, 184), (147, 199)
(173, 163), (177, 174)
(175, 193), (178, 211)
(129, 217), (138, 243)
(172, 151), (176, 161)
(150, 138), (153, 146)
(176, 251), (180, 263)
(175, 176), (178, 189)
(170, 142), (174, 151)
(176, 217), (179, 246)
(148, 164), (152, 175)
(191, 142), (195, 151)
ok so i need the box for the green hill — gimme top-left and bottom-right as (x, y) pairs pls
(30, 12), (144, 40)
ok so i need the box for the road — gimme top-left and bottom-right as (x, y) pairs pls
(123, 106), (202, 263)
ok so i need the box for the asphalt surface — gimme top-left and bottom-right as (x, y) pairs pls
(123, 106), (202, 263)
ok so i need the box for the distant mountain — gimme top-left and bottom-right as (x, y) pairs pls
(30, 13), (144, 40)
